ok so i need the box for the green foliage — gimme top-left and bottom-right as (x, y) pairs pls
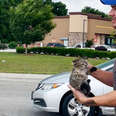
(44, 0), (68, 16)
(85, 40), (93, 47)
(10, 0), (55, 45)
(52, 2), (68, 16)
(0, 0), (67, 44)
(81, 6), (111, 19)
(8, 41), (17, 49)
(0, 0), (10, 41)
(110, 30), (116, 40)
(16, 47), (116, 59)
(9, 0), (23, 6)
(0, 0), (24, 43)
(16, 46), (25, 53)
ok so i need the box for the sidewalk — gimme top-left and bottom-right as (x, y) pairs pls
(0, 73), (52, 80)
(0, 49), (16, 52)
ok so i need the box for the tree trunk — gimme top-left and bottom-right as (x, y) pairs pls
(25, 44), (28, 55)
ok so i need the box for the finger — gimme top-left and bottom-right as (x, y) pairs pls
(68, 85), (85, 97)
(68, 85), (78, 98)
(67, 84), (76, 93)
(68, 85), (82, 95)
(87, 63), (93, 68)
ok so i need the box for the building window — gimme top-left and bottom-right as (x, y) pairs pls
(105, 35), (112, 45)
(60, 37), (68, 47)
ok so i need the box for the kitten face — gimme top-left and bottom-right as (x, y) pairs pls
(73, 57), (88, 68)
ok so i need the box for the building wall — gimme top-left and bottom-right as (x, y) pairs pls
(42, 13), (115, 47)
(69, 14), (88, 46)
(69, 14), (88, 33)
(68, 32), (87, 46)
(42, 17), (69, 46)
(88, 19), (114, 42)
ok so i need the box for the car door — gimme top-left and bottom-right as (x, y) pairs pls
(101, 65), (115, 115)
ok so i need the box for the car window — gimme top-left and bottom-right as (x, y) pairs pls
(97, 58), (116, 69)
(106, 67), (113, 72)
(47, 43), (54, 46)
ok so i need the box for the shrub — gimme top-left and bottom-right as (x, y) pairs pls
(8, 41), (17, 49)
(16, 47), (116, 59)
(16, 47), (25, 53)
(85, 40), (93, 47)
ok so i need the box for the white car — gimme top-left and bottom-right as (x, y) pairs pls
(31, 59), (115, 116)
(66, 43), (95, 50)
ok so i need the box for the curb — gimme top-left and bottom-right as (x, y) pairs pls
(0, 73), (52, 80)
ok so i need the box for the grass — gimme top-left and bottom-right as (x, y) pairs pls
(0, 52), (108, 74)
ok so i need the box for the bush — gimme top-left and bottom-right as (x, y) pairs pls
(0, 44), (8, 49)
(85, 40), (93, 47)
(16, 47), (25, 53)
(8, 41), (17, 49)
(16, 47), (116, 59)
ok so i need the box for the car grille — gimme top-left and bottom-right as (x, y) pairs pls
(33, 98), (47, 107)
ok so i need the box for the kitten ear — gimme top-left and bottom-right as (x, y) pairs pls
(73, 57), (79, 62)
(72, 59), (77, 65)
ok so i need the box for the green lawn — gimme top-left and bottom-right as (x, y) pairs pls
(0, 52), (108, 74)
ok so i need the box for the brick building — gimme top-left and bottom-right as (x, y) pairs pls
(42, 12), (115, 47)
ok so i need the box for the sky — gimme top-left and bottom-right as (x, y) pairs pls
(53, 0), (111, 14)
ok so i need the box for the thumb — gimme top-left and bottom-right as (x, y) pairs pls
(68, 84), (76, 93)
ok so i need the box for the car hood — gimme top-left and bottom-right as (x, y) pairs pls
(40, 72), (71, 83)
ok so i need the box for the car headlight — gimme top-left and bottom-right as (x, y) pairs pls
(36, 83), (63, 90)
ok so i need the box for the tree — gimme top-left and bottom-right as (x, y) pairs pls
(109, 31), (116, 45)
(85, 40), (93, 47)
(0, 0), (23, 43)
(52, 2), (68, 16)
(0, 0), (11, 43)
(10, 0), (55, 53)
(44, 0), (68, 16)
(43, 0), (52, 4)
(9, 0), (23, 7)
(110, 31), (116, 39)
(81, 6), (111, 19)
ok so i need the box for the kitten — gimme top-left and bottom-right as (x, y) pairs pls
(69, 57), (90, 95)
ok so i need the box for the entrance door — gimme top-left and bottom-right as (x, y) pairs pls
(105, 36), (112, 45)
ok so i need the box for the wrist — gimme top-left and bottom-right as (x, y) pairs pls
(85, 98), (97, 106)
(89, 66), (98, 73)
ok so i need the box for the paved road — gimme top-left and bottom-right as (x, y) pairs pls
(0, 74), (62, 116)
(0, 73), (112, 116)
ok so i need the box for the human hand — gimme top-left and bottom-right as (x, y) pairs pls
(87, 64), (93, 75)
(68, 84), (96, 106)
(68, 84), (88, 104)
(87, 64), (93, 70)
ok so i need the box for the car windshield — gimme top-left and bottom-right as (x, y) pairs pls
(96, 58), (116, 69)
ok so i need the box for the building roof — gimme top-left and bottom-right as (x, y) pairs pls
(54, 16), (69, 19)
(69, 12), (111, 21)
(54, 12), (111, 21)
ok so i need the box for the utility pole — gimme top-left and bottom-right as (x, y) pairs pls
(82, 19), (86, 48)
